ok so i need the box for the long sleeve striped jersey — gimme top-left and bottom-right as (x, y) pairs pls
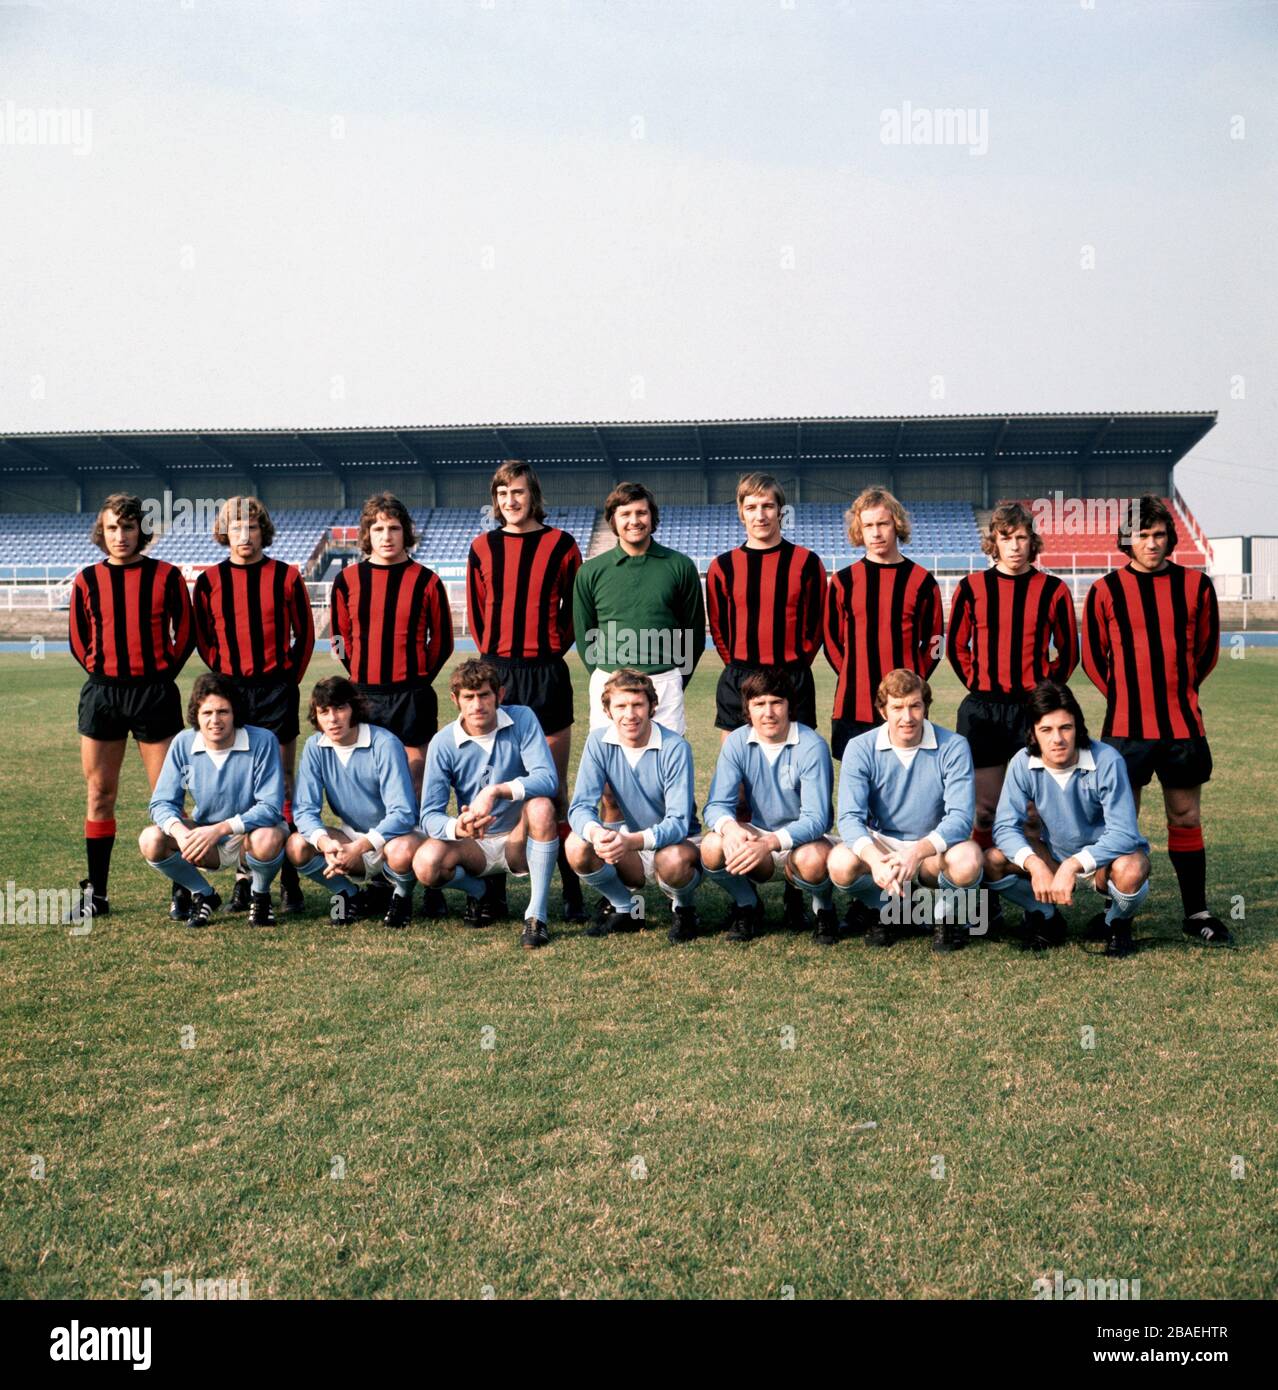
(330, 557), (453, 687)
(824, 556), (943, 723)
(1082, 562), (1219, 739)
(947, 567), (1077, 697)
(705, 540), (827, 666)
(466, 526), (583, 658)
(69, 555), (195, 683)
(193, 556), (315, 682)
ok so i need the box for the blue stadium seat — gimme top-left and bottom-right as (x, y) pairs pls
(650, 502), (982, 567)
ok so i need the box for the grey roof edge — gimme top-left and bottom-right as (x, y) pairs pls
(0, 410), (1219, 441)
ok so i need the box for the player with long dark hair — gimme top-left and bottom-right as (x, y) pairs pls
(68, 492), (195, 921)
(1082, 495), (1226, 944)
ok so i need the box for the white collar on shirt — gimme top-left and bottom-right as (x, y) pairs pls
(192, 727), (249, 755)
(1028, 746), (1096, 773)
(747, 722), (799, 749)
(602, 722), (663, 752)
(454, 707), (514, 746)
(317, 723), (372, 751)
(875, 720), (938, 752)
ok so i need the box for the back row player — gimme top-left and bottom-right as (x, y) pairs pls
(706, 472), (827, 930)
(69, 493), (195, 920)
(467, 462), (585, 922)
(330, 492), (454, 919)
(823, 486), (944, 931)
(946, 500), (1078, 932)
(192, 496), (314, 920)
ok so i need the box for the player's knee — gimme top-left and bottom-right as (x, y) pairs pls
(1111, 852), (1150, 894)
(790, 842), (827, 882)
(413, 840), (447, 885)
(248, 826), (285, 859)
(654, 843), (693, 885)
(286, 832), (314, 865)
(86, 778), (118, 816)
(138, 826), (167, 861)
(1166, 807), (1201, 829)
(383, 836), (417, 874)
(525, 797), (557, 838)
(827, 844), (861, 887)
(563, 833), (596, 872)
(983, 845), (1011, 878)
(944, 841), (984, 886)
(699, 833), (724, 871)
(973, 805), (995, 832)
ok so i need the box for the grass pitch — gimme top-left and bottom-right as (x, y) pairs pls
(0, 647), (1274, 1299)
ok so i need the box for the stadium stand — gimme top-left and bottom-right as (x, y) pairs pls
(331, 507), (598, 566)
(601, 500), (984, 568)
(0, 416), (1220, 591)
(418, 507), (597, 563)
(1010, 496), (1208, 571)
(148, 507), (337, 568)
(0, 513), (103, 577)
(1, 499), (1212, 582)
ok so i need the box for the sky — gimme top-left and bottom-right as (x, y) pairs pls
(0, 0), (1274, 533)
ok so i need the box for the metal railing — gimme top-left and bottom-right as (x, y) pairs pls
(5, 572), (1271, 623)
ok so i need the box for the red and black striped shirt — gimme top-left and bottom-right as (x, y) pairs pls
(331, 558), (453, 688)
(69, 555), (195, 684)
(193, 556), (315, 684)
(706, 540), (827, 668)
(1083, 562), (1219, 739)
(947, 567), (1078, 697)
(824, 557), (943, 724)
(467, 526), (583, 659)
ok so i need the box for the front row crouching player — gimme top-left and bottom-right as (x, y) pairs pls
(985, 680), (1150, 958)
(413, 659), (561, 949)
(565, 669), (701, 943)
(287, 677), (421, 928)
(700, 669), (837, 944)
(828, 669), (981, 952)
(139, 674), (287, 927)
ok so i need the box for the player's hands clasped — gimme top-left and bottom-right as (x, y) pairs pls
(722, 822), (772, 876)
(455, 803), (495, 839)
(318, 835), (369, 876)
(179, 821), (226, 865)
(591, 827), (629, 865)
